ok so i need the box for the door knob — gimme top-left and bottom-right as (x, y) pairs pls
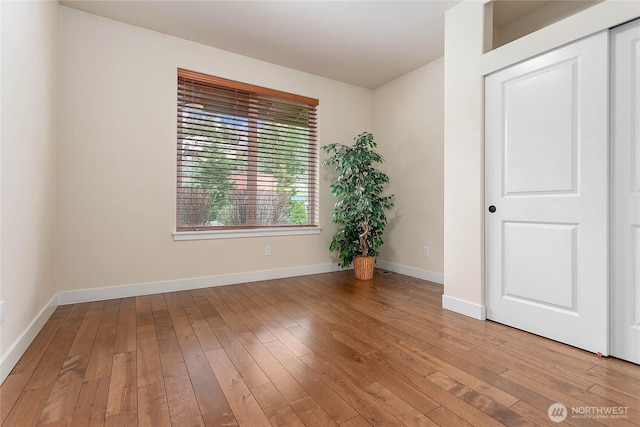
(488, 205), (497, 213)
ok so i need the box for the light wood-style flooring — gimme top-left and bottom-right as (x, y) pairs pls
(1, 270), (639, 426)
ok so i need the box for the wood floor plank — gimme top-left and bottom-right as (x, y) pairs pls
(587, 364), (640, 398)
(475, 342), (596, 391)
(425, 406), (474, 427)
(27, 304), (88, 390)
(67, 308), (102, 357)
(2, 271), (639, 426)
(135, 296), (154, 328)
(3, 308), (84, 423)
(248, 294), (300, 330)
(508, 400), (564, 427)
(588, 383), (640, 412)
(176, 289), (199, 312)
(264, 340), (358, 424)
(149, 293), (168, 312)
(298, 352), (405, 427)
(8, 316), (64, 377)
(39, 352), (90, 425)
(114, 298), (137, 354)
(152, 307), (180, 355)
(104, 410), (137, 427)
(363, 351), (505, 427)
(136, 324), (163, 387)
(340, 415), (374, 427)
(178, 333), (237, 426)
(500, 369), (640, 427)
(289, 396), (340, 427)
(214, 325), (270, 389)
(389, 338), (520, 409)
(224, 293), (278, 343)
(137, 381), (171, 427)
(499, 339), (596, 373)
(168, 310), (195, 340)
(250, 382), (305, 427)
(252, 310), (312, 357)
(287, 322), (377, 388)
(106, 351), (137, 418)
(212, 286), (241, 306)
(227, 286), (265, 313)
(437, 322), (507, 348)
(0, 372), (31, 425)
(424, 342), (508, 378)
(186, 314), (223, 352)
(205, 348), (270, 427)
(387, 318), (476, 353)
(70, 376), (110, 427)
(1, 384), (54, 426)
(594, 356), (640, 380)
(479, 372), (559, 419)
(358, 358), (440, 414)
(181, 293), (223, 352)
(159, 350), (205, 427)
(101, 299), (122, 324)
(189, 288), (226, 329)
(465, 317), (603, 367)
(278, 282), (342, 325)
(83, 321), (117, 381)
(498, 370), (603, 427)
(164, 292), (187, 320)
(427, 371), (534, 426)
(215, 301), (252, 336)
(201, 286), (225, 307)
(363, 382), (438, 426)
(238, 331), (308, 403)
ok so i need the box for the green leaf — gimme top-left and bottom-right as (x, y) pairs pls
(321, 132), (394, 263)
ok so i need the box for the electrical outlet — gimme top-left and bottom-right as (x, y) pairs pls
(423, 246), (429, 257)
(265, 245), (272, 256)
(0, 300), (4, 325)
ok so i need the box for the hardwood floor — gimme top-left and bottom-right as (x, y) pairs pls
(1, 270), (638, 426)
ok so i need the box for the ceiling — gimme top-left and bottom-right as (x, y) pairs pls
(59, 0), (462, 89)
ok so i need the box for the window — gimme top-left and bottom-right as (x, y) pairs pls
(176, 69), (319, 233)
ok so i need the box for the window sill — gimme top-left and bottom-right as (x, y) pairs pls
(173, 227), (322, 241)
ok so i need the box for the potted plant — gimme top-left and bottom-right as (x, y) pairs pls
(322, 132), (394, 280)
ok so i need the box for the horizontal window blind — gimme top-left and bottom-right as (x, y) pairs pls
(177, 69), (319, 231)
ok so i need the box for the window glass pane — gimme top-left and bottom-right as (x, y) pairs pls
(177, 70), (318, 231)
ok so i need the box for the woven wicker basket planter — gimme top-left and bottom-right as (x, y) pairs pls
(353, 256), (375, 280)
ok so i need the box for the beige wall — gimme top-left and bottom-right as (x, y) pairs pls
(1, 3), (445, 380)
(1, 1), (59, 361)
(374, 58), (444, 280)
(443, 0), (640, 318)
(58, 6), (374, 292)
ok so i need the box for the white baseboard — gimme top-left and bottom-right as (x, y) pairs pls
(1, 262), (341, 385)
(0, 293), (58, 384)
(442, 294), (487, 320)
(375, 260), (444, 285)
(58, 262), (342, 305)
(2, 263), (476, 386)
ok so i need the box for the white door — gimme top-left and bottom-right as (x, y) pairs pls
(610, 19), (640, 364)
(485, 32), (609, 355)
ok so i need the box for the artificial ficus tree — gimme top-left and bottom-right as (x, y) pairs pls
(322, 132), (394, 268)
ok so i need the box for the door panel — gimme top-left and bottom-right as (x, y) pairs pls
(503, 59), (577, 195)
(610, 18), (640, 364)
(486, 31), (609, 355)
(503, 222), (577, 311)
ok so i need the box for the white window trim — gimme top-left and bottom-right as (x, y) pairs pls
(173, 226), (322, 241)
